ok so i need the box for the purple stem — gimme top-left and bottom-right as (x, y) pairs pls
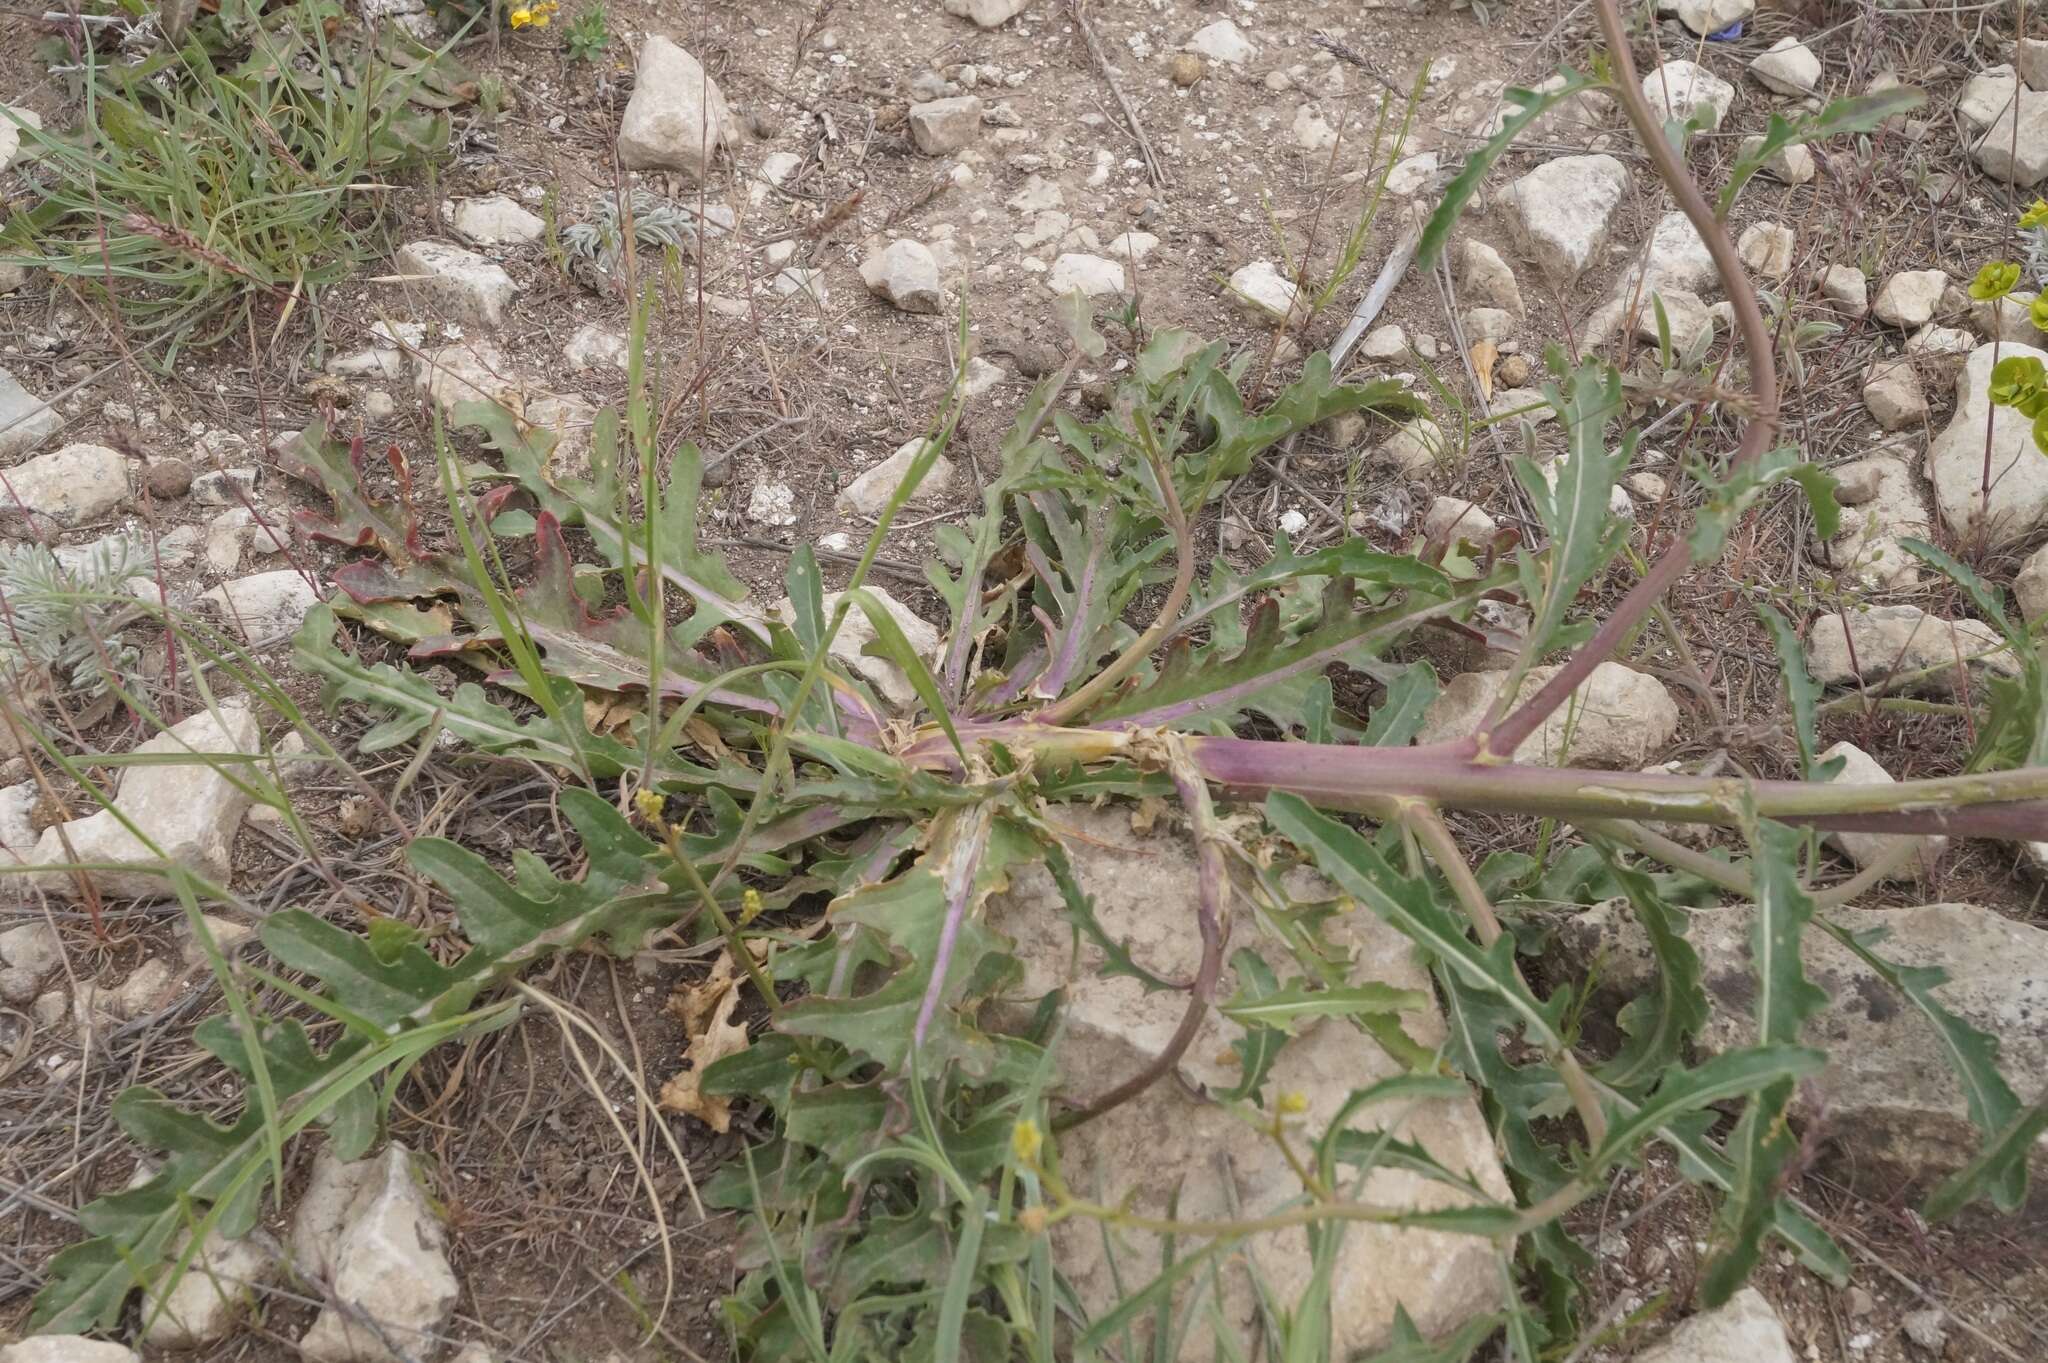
(911, 807), (993, 1050)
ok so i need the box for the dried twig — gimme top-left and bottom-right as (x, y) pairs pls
(1067, 0), (1169, 188)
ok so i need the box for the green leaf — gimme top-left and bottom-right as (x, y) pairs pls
(1219, 980), (1430, 1033)
(1214, 949), (1289, 1103)
(1689, 446), (1837, 562)
(1598, 860), (1709, 1093)
(1971, 262), (2022, 301)
(845, 586), (962, 759)
(1516, 362), (1631, 658)
(1755, 604), (1838, 781)
(1363, 666), (1440, 747)
(1719, 89), (1925, 215)
(1923, 1096), (2048, 1221)
(1587, 1046), (1827, 1174)
(1989, 355), (2047, 409)
(1418, 68), (1601, 271)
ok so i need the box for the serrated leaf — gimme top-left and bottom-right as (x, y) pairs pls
(1218, 980), (1429, 1033)
(1516, 362), (1630, 658)
(1755, 604), (1838, 781)
(1587, 1045), (1826, 1175)
(1719, 89), (1925, 215)
(1214, 949), (1288, 1103)
(1690, 447), (1838, 562)
(1418, 67), (1601, 271)
(1598, 860), (1709, 1093)
(1923, 1096), (2048, 1221)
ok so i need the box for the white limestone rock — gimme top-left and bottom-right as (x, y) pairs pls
(392, 241), (516, 329)
(616, 36), (736, 178)
(0, 443), (130, 529)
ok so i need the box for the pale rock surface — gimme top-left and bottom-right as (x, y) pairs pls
(296, 1146), (459, 1363)
(1382, 151), (1438, 196)
(414, 344), (524, 416)
(772, 588), (939, 711)
(1636, 1290), (1796, 1363)
(1376, 417), (1450, 477)
(142, 1227), (277, 1347)
(1226, 260), (1301, 323)
(1633, 289), (1713, 354)
(563, 324), (629, 373)
(1959, 65), (2019, 130)
(1819, 740), (1946, 879)
(746, 481), (798, 528)
(1462, 307), (1514, 343)
(1047, 253), (1126, 297)
(1504, 155), (1629, 283)
(0, 365), (62, 461)
(942, 0), (1027, 27)
(1674, 0), (1754, 37)
(1739, 133), (1815, 183)
(392, 241), (516, 329)
(1560, 903), (2048, 1185)
(1861, 360), (1926, 431)
(1458, 239), (1525, 315)
(1422, 496), (1496, 544)
(982, 807), (1510, 1360)
(1873, 269), (1947, 327)
(1972, 289), (2037, 342)
(837, 437), (956, 518)
(1817, 263), (1868, 316)
(1107, 231), (1160, 263)
(1908, 324), (1975, 357)
(201, 569), (324, 641)
(1641, 61), (1736, 127)
(860, 239), (944, 313)
(446, 194), (544, 246)
(1927, 342), (2048, 545)
(0, 785), (37, 871)
(616, 37), (735, 177)
(1414, 662), (1678, 767)
(0, 1341), (140, 1363)
(2023, 37), (2048, 91)
(1814, 452), (1929, 588)
(28, 701), (260, 900)
(1737, 221), (1794, 277)
(1186, 19), (1254, 65)
(2016, 542), (2048, 621)
(0, 920), (62, 981)
(1804, 604), (2014, 692)
(1583, 213), (1716, 345)
(1750, 37), (1822, 96)
(1359, 324), (1408, 359)
(1292, 104), (1336, 153)
(1625, 471), (1669, 501)
(908, 95), (982, 154)
(0, 443), (129, 528)
(0, 105), (43, 173)
(1974, 88), (2048, 185)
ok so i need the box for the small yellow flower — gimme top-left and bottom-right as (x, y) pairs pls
(508, 6), (532, 26)
(1018, 1205), (1049, 1234)
(1277, 1090), (1309, 1116)
(739, 887), (766, 925)
(632, 787), (667, 828)
(1010, 1118), (1043, 1165)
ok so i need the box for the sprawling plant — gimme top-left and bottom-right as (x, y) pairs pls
(27, 3), (2048, 1356)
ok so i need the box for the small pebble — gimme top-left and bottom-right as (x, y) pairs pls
(1169, 53), (1204, 87)
(144, 459), (195, 499)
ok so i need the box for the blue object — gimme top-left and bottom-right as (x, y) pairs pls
(1708, 20), (1744, 40)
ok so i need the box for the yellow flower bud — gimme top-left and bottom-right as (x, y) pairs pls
(1277, 1090), (1309, 1116)
(632, 788), (666, 827)
(1018, 1205), (1049, 1234)
(739, 887), (766, 925)
(1010, 1118), (1043, 1165)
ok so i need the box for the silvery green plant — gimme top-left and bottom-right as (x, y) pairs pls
(0, 534), (144, 697)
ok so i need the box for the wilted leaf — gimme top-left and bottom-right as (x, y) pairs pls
(660, 951), (754, 1132)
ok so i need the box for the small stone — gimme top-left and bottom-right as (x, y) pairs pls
(446, 194), (544, 246)
(908, 95), (983, 154)
(296, 1146), (459, 1363)
(1422, 496), (1496, 544)
(144, 458), (196, 499)
(1463, 307), (1514, 343)
(941, 0), (1027, 27)
(1873, 270), (1947, 328)
(1974, 89), (2048, 185)
(0, 105), (44, 174)
(1804, 604), (2014, 694)
(1902, 1309), (1948, 1354)
(909, 69), (949, 102)
(0, 443), (131, 530)
(838, 438), (956, 518)
(617, 36), (736, 178)
(1048, 253), (1126, 298)
(1292, 104), (1337, 154)
(1625, 471), (1668, 500)
(1377, 417), (1451, 477)
(1360, 324), (1408, 359)
(1737, 222), (1794, 278)
(1907, 324), (1974, 357)
(745, 481), (798, 528)
(142, 1225), (276, 1347)
(860, 239), (944, 313)
(1107, 231), (1160, 263)
(1186, 20), (1254, 66)
(773, 589), (938, 709)
(1673, 0), (1755, 37)
(1635, 1289), (1794, 1363)
(0, 1341), (139, 1363)
(1862, 360), (1926, 430)
(191, 466), (258, 506)
(1819, 741), (1945, 879)
(0, 366), (61, 461)
(1818, 263), (1868, 317)
(1497, 353), (1532, 387)
(1226, 260), (1302, 324)
(773, 267), (829, 303)
(1383, 151), (1439, 196)
(1928, 342), (2048, 544)
(1750, 37), (1822, 96)
(2016, 543), (2048, 621)
(1960, 66), (2018, 130)
(392, 241), (516, 329)
(1815, 452), (1931, 589)
(563, 324), (629, 373)
(1634, 289), (1713, 354)
(1459, 240), (1524, 315)
(0, 920), (63, 978)
(2022, 38), (2048, 92)
(1844, 1286), (1876, 1318)
(1416, 662), (1679, 768)
(1505, 155), (1630, 283)
(27, 700), (261, 900)
(1740, 133), (1815, 184)
(1973, 289), (2038, 342)
(201, 570), (324, 641)
(1640, 61), (1737, 128)
(1169, 52), (1204, 87)
(1276, 508), (1309, 537)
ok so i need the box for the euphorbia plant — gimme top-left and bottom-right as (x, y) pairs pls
(29, 0), (2048, 1355)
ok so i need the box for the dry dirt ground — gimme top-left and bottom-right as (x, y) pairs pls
(4, 0), (2048, 1359)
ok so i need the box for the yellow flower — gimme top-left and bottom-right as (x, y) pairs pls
(739, 887), (766, 925)
(1277, 1090), (1309, 1116)
(509, 6), (532, 26)
(1010, 1118), (1043, 1165)
(1018, 1205), (1049, 1234)
(632, 787), (666, 828)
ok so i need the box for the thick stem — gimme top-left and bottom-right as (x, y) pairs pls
(1481, 0), (1781, 762)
